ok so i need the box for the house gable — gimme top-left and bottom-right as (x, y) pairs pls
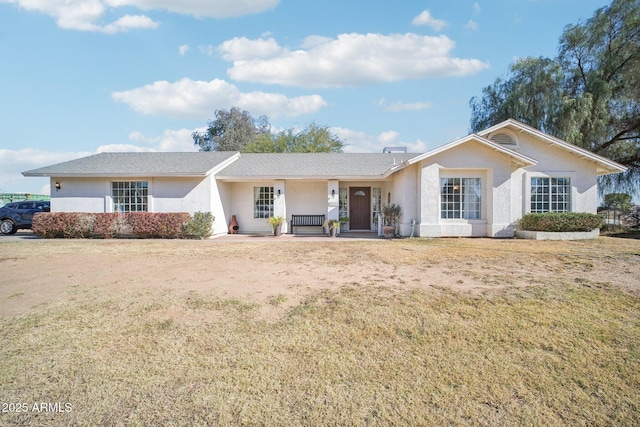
(405, 134), (537, 170)
(478, 119), (627, 175)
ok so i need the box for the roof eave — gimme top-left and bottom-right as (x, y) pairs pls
(216, 174), (391, 181)
(22, 172), (210, 178)
(407, 134), (537, 167)
(480, 119), (628, 175)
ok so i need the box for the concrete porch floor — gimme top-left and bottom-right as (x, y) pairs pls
(212, 231), (383, 241)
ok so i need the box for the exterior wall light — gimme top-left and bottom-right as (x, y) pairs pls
(54, 181), (61, 191)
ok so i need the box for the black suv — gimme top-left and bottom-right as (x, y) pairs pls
(0, 201), (50, 235)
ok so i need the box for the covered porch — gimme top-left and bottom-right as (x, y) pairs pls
(218, 179), (392, 235)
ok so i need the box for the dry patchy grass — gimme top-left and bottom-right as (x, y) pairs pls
(0, 236), (639, 425)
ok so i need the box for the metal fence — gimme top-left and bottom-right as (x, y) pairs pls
(0, 193), (50, 207)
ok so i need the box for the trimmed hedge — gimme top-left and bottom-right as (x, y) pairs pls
(32, 212), (214, 239)
(520, 212), (604, 232)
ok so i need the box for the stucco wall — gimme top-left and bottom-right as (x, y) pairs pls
(49, 176), (214, 215)
(417, 141), (516, 238)
(390, 165), (419, 236)
(49, 178), (108, 213)
(285, 181), (327, 234)
(512, 133), (599, 214)
(152, 176), (214, 214)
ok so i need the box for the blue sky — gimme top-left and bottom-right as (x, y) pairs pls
(1, 0), (608, 195)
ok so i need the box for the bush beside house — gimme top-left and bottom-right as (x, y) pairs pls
(32, 212), (214, 239)
(520, 212), (604, 232)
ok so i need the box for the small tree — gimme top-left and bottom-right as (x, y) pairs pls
(382, 203), (401, 226)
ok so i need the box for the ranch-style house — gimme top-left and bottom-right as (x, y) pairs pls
(23, 119), (626, 237)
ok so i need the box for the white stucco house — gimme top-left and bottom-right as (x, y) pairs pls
(23, 119), (626, 237)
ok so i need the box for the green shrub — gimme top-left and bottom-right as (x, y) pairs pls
(520, 212), (604, 232)
(182, 211), (214, 239)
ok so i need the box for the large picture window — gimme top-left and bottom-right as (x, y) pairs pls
(530, 177), (571, 213)
(112, 181), (148, 212)
(440, 178), (481, 219)
(254, 186), (274, 218)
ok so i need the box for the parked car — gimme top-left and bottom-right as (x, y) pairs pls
(0, 200), (50, 235)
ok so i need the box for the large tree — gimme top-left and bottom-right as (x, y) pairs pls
(194, 108), (345, 153)
(469, 0), (639, 194)
(192, 107), (270, 152)
(245, 122), (345, 153)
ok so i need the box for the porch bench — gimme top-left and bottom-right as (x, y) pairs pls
(290, 214), (325, 234)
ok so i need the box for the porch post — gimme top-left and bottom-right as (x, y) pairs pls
(327, 180), (339, 222)
(274, 180), (287, 233)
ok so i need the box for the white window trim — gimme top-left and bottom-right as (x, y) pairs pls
(524, 171), (576, 214)
(253, 186), (275, 219)
(439, 170), (486, 222)
(106, 179), (153, 213)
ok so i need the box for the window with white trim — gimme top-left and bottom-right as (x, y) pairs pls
(530, 177), (571, 213)
(112, 181), (148, 212)
(440, 178), (481, 219)
(372, 188), (382, 225)
(339, 188), (348, 219)
(254, 186), (274, 218)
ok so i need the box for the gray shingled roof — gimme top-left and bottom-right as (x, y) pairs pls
(23, 151), (420, 179)
(23, 152), (239, 177)
(216, 153), (418, 178)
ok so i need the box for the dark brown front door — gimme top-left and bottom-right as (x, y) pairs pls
(349, 187), (371, 230)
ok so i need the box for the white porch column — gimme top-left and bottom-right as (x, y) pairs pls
(327, 180), (339, 221)
(274, 180), (287, 233)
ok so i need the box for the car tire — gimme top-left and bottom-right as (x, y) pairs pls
(0, 219), (17, 235)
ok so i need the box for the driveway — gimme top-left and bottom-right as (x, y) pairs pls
(0, 230), (42, 242)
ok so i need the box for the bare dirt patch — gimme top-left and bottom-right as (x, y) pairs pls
(1, 236), (638, 425)
(1, 236), (638, 316)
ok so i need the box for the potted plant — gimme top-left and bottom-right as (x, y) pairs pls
(339, 216), (350, 233)
(382, 203), (401, 238)
(268, 216), (285, 236)
(326, 219), (340, 237)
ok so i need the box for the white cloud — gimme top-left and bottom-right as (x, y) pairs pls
(474, 2), (481, 14)
(2, 128), (202, 193)
(332, 127), (429, 153)
(219, 37), (282, 61)
(378, 99), (433, 112)
(220, 33), (489, 88)
(102, 14), (159, 33)
(411, 10), (447, 31)
(199, 45), (217, 56)
(122, 128), (199, 151)
(0, 148), (92, 194)
(179, 44), (190, 56)
(1, 0), (279, 32)
(107, 0), (279, 18)
(111, 78), (328, 119)
(464, 20), (479, 31)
